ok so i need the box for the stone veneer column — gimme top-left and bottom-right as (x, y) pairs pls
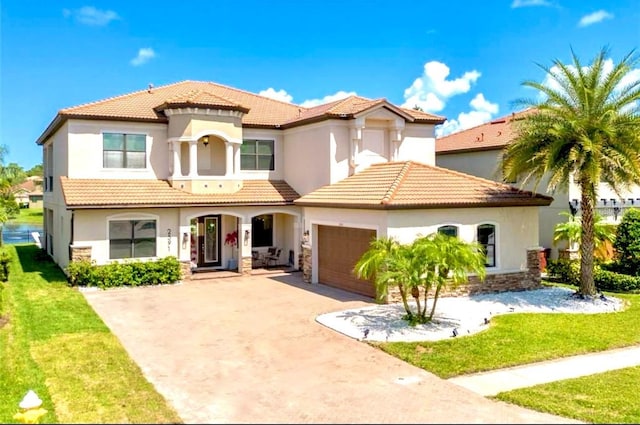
(302, 244), (312, 283)
(240, 256), (252, 275)
(526, 247), (542, 288)
(179, 261), (192, 281)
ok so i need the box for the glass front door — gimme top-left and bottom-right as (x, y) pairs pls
(195, 215), (221, 267)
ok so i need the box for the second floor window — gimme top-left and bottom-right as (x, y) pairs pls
(103, 133), (146, 169)
(241, 140), (274, 171)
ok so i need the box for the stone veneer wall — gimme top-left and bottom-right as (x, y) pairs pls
(302, 244), (312, 283)
(387, 248), (542, 303)
(70, 246), (92, 262)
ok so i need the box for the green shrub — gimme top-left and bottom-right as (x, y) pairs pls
(65, 256), (182, 289)
(0, 249), (11, 282)
(613, 207), (640, 276)
(546, 259), (580, 285)
(595, 269), (640, 293)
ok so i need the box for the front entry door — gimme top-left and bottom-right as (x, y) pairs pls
(197, 215), (221, 267)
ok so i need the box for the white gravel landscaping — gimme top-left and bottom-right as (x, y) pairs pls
(316, 286), (626, 343)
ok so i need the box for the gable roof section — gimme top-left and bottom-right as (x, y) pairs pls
(36, 81), (445, 144)
(60, 177), (300, 209)
(294, 161), (552, 209)
(436, 109), (534, 154)
(281, 96), (445, 127)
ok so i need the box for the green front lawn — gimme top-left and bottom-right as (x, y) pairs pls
(373, 284), (640, 424)
(0, 244), (182, 424)
(7, 208), (43, 225)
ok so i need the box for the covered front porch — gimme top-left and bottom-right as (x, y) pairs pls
(180, 207), (302, 277)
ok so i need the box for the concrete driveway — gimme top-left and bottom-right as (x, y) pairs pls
(82, 272), (578, 424)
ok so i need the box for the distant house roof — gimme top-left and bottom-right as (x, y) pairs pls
(59, 177), (300, 209)
(294, 160), (553, 209)
(436, 109), (535, 154)
(36, 80), (445, 145)
(11, 179), (43, 196)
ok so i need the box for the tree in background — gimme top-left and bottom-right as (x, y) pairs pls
(0, 146), (22, 244)
(553, 211), (617, 261)
(613, 208), (640, 276)
(502, 47), (640, 296)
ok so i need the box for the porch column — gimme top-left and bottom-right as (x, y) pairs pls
(225, 141), (234, 177)
(234, 143), (241, 175)
(188, 140), (198, 178)
(239, 219), (253, 275)
(390, 119), (404, 161)
(172, 140), (182, 178)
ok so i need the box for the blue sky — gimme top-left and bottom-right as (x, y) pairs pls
(1, 0), (639, 169)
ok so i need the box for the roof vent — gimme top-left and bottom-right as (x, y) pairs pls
(147, 83), (154, 93)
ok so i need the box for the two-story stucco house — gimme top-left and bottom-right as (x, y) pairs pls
(37, 80), (552, 299)
(436, 110), (640, 261)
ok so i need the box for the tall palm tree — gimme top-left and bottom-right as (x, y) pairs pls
(503, 47), (640, 296)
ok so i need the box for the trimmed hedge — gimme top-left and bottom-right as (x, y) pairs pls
(66, 256), (182, 289)
(0, 249), (10, 282)
(546, 259), (640, 293)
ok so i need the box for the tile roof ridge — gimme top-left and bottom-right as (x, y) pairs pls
(326, 95), (370, 114)
(59, 80), (193, 114)
(199, 80), (309, 110)
(381, 161), (413, 204)
(424, 162), (552, 199)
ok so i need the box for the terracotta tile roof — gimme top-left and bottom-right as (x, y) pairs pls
(436, 109), (535, 154)
(37, 82), (445, 144)
(294, 161), (552, 209)
(60, 177), (300, 208)
(281, 96), (445, 126)
(12, 179), (43, 195)
(154, 89), (250, 113)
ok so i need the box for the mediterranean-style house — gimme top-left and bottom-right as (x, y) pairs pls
(36, 80), (552, 300)
(436, 110), (640, 260)
(12, 176), (44, 209)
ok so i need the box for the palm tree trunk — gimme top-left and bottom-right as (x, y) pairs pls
(428, 282), (444, 320)
(579, 185), (597, 296)
(397, 283), (413, 318)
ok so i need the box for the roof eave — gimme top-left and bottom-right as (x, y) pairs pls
(66, 201), (297, 210)
(436, 145), (506, 155)
(295, 199), (553, 209)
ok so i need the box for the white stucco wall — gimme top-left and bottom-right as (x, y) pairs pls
(283, 123), (331, 196)
(67, 120), (169, 179)
(386, 206), (539, 272)
(397, 124), (436, 165)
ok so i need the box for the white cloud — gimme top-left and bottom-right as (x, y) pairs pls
(436, 93), (499, 137)
(511, 0), (551, 8)
(130, 48), (155, 66)
(578, 10), (614, 27)
(300, 91), (356, 108)
(258, 88), (293, 103)
(402, 61), (481, 112)
(62, 6), (120, 26)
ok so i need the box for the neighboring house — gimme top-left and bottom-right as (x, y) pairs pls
(435, 110), (640, 260)
(12, 177), (44, 209)
(36, 80), (552, 300)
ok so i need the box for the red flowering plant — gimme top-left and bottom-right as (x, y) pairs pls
(225, 230), (238, 258)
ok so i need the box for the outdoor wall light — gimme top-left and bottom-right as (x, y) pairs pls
(244, 229), (250, 246)
(202, 136), (209, 147)
(182, 232), (189, 249)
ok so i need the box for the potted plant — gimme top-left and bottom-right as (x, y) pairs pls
(225, 230), (238, 270)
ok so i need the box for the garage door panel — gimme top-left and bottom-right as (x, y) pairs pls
(318, 225), (376, 298)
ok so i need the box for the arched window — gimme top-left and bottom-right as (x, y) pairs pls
(437, 225), (458, 238)
(477, 224), (496, 267)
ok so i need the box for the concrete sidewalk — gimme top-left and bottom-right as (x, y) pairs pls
(448, 345), (640, 396)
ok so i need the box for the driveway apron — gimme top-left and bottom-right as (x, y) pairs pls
(82, 273), (580, 424)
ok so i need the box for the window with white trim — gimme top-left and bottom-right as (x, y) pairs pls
(103, 133), (146, 168)
(241, 140), (274, 170)
(109, 219), (156, 259)
(437, 225), (459, 238)
(477, 224), (496, 267)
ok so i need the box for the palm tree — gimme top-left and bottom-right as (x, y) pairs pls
(354, 233), (486, 324)
(553, 211), (617, 260)
(502, 47), (640, 296)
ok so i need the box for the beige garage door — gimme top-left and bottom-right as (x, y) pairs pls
(318, 225), (376, 298)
